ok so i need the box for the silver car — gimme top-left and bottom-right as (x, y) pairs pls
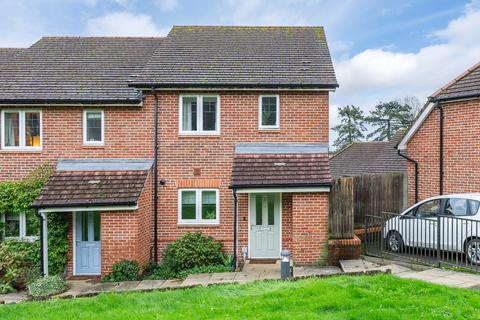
(384, 194), (480, 264)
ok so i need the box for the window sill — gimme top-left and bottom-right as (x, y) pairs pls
(82, 144), (105, 148)
(178, 133), (221, 137)
(177, 223), (220, 227)
(0, 148), (42, 153)
(258, 128), (281, 133)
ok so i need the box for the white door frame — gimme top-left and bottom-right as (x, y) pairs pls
(72, 212), (102, 276)
(247, 192), (282, 259)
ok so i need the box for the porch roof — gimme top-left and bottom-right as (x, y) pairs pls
(231, 143), (331, 188)
(32, 170), (149, 209)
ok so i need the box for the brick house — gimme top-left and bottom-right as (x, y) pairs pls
(397, 62), (480, 205)
(0, 26), (338, 277)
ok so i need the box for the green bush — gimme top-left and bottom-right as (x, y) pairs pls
(177, 264), (231, 279)
(163, 232), (225, 273)
(27, 275), (66, 299)
(0, 240), (40, 293)
(146, 232), (231, 280)
(104, 260), (140, 282)
(144, 263), (177, 280)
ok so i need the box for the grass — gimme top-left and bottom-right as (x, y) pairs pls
(1, 274), (479, 320)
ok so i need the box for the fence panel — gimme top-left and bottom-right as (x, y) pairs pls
(329, 177), (354, 239)
(329, 173), (406, 239)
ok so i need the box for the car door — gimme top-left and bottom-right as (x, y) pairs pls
(442, 198), (479, 253)
(412, 199), (441, 249)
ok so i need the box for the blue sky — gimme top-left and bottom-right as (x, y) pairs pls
(1, 0), (479, 143)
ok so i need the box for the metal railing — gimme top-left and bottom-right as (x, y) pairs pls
(365, 212), (480, 272)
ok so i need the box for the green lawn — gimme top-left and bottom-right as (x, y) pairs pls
(1, 274), (479, 320)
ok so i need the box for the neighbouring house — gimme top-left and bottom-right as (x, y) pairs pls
(397, 61), (480, 206)
(330, 131), (406, 178)
(0, 26), (338, 277)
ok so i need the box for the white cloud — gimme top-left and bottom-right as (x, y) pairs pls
(156, 0), (178, 12)
(330, 3), (480, 144)
(85, 11), (169, 36)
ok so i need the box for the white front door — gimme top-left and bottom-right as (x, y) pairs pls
(249, 193), (281, 258)
(75, 212), (101, 275)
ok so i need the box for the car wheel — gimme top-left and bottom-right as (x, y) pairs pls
(466, 238), (480, 265)
(387, 231), (404, 253)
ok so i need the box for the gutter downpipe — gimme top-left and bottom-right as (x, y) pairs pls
(232, 188), (238, 270)
(435, 102), (444, 195)
(397, 150), (419, 204)
(153, 89), (159, 263)
(35, 210), (45, 276)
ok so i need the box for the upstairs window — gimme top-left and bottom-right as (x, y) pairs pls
(1, 110), (42, 150)
(180, 95), (219, 134)
(259, 95), (280, 129)
(83, 110), (104, 145)
(178, 189), (219, 224)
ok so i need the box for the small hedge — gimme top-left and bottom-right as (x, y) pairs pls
(104, 260), (140, 282)
(27, 275), (67, 299)
(0, 240), (40, 293)
(163, 232), (225, 273)
(146, 232), (232, 280)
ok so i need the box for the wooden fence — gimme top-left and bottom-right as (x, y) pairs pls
(329, 173), (406, 239)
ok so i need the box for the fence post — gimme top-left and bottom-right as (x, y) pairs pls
(364, 214), (368, 253)
(436, 215), (441, 267)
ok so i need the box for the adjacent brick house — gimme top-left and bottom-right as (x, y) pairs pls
(397, 62), (480, 206)
(0, 26), (338, 276)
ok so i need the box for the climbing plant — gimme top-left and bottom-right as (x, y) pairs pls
(0, 164), (69, 279)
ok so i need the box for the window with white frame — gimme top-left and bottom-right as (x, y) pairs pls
(1, 110), (42, 150)
(259, 95), (280, 129)
(83, 110), (104, 145)
(178, 189), (219, 224)
(180, 95), (219, 134)
(1, 212), (37, 240)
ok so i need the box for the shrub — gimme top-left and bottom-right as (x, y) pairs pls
(104, 260), (140, 282)
(0, 240), (40, 293)
(145, 233), (231, 280)
(163, 232), (225, 273)
(27, 275), (67, 299)
(144, 263), (177, 280)
(177, 264), (231, 279)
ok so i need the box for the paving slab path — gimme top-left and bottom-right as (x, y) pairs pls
(341, 258), (480, 289)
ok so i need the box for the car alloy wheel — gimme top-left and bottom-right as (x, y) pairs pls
(388, 232), (403, 253)
(466, 239), (480, 265)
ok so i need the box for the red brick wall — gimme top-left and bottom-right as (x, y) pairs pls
(3, 90), (330, 272)
(150, 91), (330, 262)
(0, 105), (153, 181)
(291, 192), (329, 264)
(407, 98), (480, 205)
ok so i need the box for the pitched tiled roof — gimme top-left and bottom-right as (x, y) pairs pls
(431, 62), (480, 102)
(0, 48), (23, 67)
(32, 170), (149, 208)
(0, 37), (163, 104)
(131, 26), (338, 89)
(231, 153), (331, 188)
(330, 132), (406, 178)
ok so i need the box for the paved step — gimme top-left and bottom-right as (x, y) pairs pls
(339, 259), (382, 273)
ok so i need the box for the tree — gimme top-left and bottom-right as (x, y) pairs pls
(332, 105), (366, 151)
(366, 99), (417, 141)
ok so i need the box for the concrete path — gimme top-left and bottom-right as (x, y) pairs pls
(341, 259), (480, 289)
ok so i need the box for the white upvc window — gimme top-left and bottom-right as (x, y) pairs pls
(1, 212), (37, 241)
(179, 95), (220, 135)
(1, 109), (42, 150)
(83, 109), (104, 145)
(178, 189), (219, 225)
(259, 95), (280, 129)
